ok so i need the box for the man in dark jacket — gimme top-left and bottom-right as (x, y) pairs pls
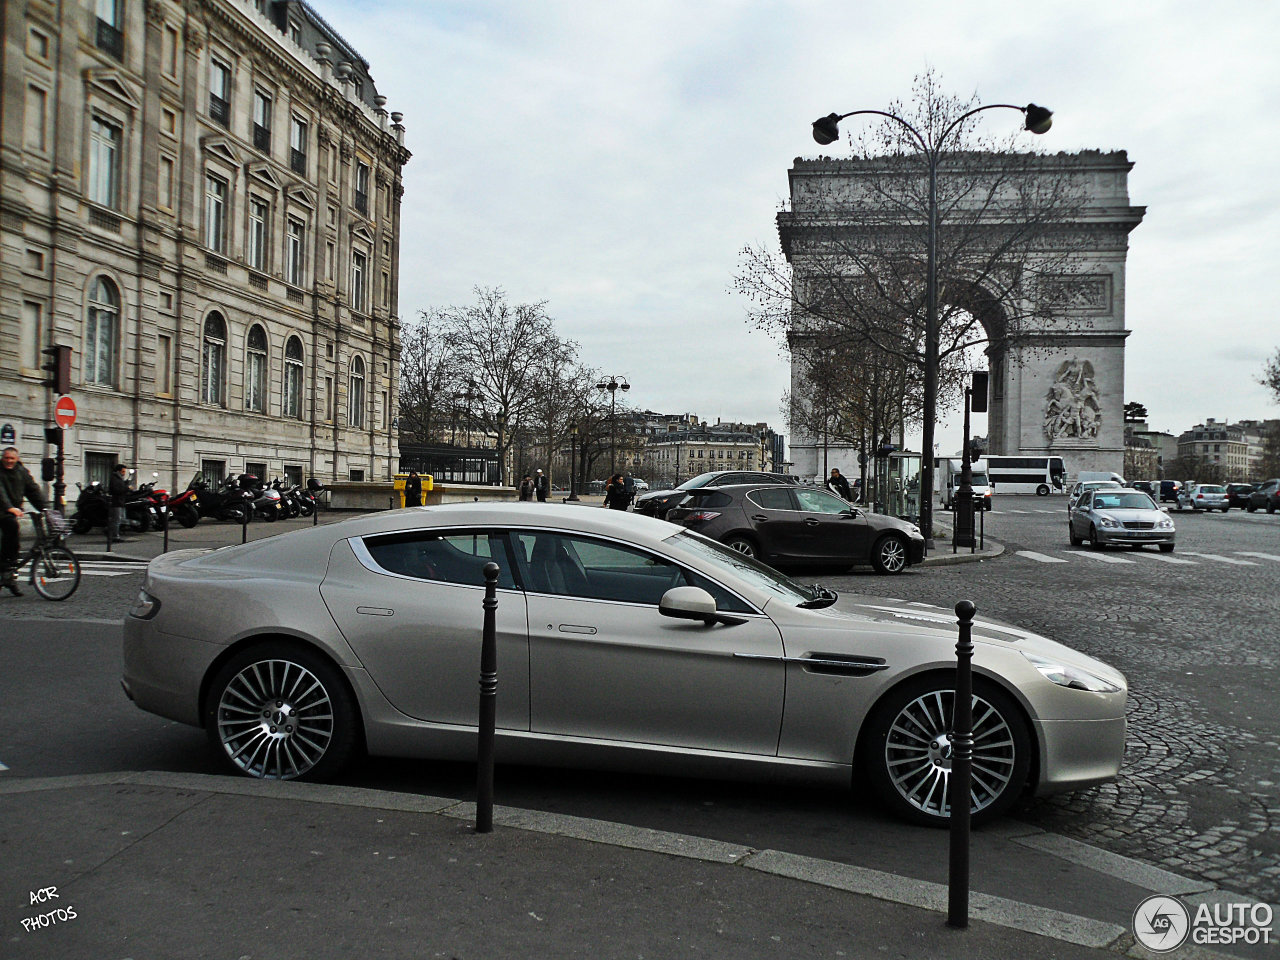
(534, 469), (548, 503)
(825, 467), (852, 501)
(404, 470), (422, 507)
(1, 447), (46, 596)
(108, 463), (132, 544)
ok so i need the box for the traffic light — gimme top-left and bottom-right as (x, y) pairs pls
(42, 344), (71, 395)
(970, 371), (989, 413)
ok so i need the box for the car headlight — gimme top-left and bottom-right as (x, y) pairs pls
(1022, 652), (1120, 693)
(1158, 517), (1174, 529)
(129, 589), (160, 620)
(1098, 516), (1121, 528)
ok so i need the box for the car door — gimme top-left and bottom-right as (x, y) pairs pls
(319, 530), (530, 729)
(742, 486), (808, 560)
(1070, 493), (1092, 537)
(513, 530), (785, 754)
(791, 487), (872, 563)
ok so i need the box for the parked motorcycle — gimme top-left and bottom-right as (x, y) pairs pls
(70, 478), (152, 534)
(138, 473), (200, 529)
(187, 474), (254, 524)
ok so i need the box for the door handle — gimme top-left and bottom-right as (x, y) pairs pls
(558, 624), (597, 635)
(804, 518), (820, 526)
(751, 515), (769, 522)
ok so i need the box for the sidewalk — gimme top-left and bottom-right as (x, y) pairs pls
(1, 771), (1257, 960)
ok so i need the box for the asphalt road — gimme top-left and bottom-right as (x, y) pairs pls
(1, 496), (1277, 909)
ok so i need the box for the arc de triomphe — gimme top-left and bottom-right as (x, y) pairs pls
(777, 150), (1144, 479)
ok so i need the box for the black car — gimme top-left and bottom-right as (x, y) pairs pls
(666, 484), (926, 574)
(1225, 483), (1255, 510)
(1159, 480), (1182, 503)
(633, 470), (796, 520)
(1246, 479), (1280, 514)
(1129, 480), (1158, 496)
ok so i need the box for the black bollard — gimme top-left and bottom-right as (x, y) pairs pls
(241, 507), (249, 544)
(948, 599), (976, 928)
(475, 561), (500, 833)
(105, 512), (111, 554)
(162, 495), (170, 553)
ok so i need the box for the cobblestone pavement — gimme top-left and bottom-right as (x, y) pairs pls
(808, 498), (1280, 903)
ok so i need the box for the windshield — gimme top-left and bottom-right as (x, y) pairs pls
(971, 472), (989, 485)
(678, 471), (725, 491)
(665, 530), (818, 607)
(1094, 492), (1158, 510)
(1197, 485), (1225, 494)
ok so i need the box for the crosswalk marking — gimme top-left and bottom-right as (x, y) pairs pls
(1132, 552), (1197, 564)
(1179, 552), (1257, 566)
(1074, 552), (1135, 564)
(1236, 552), (1280, 562)
(1017, 551), (1068, 563)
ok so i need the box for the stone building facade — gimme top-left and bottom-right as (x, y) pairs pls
(1, 0), (409, 495)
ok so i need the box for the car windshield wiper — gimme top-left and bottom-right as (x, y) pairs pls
(798, 584), (838, 609)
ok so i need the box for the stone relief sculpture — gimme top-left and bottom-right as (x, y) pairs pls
(1044, 358), (1101, 441)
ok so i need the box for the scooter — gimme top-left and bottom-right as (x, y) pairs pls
(187, 474), (254, 524)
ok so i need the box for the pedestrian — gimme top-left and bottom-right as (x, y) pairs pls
(108, 463), (133, 544)
(604, 473), (630, 510)
(826, 467), (852, 501)
(404, 469), (422, 508)
(623, 472), (636, 505)
(1, 446), (46, 597)
(535, 469), (548, 503)
(519, 474), (534, 501)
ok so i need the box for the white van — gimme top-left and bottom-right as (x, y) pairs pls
(936, 458), (993, 511)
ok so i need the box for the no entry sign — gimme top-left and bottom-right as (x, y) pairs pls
(54, 395), (77, 429)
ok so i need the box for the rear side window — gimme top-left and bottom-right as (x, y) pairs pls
(363, 531), (517, 589)
(688, 490), (732, 508)
(748, 488), (795, 510)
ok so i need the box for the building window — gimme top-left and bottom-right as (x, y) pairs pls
(25, 85), (48, 152)
(245, 461), (267, 481)
(88, 116), (121, 208)
(163, 25), (179, 77)
(22, 302), (44, 372)
(289, 116), (307, 174)
(205, 174), (228, 252)
(284, 464), (303, 486)
(348, 355), (365, 428)
(95, 0), (124, 60)
(252, 89), (272, 152)
(326, 240), (336, 281)
(288, 19), (302, 45)
(354, 161), (369, 215)
(85, 277), (119, 386)
(201, 459), (226, 484)
(246, 325), (268, 413)
(283, 336), (304, 419)
(28, 28), (50, 62)
(201, 312), (227, 406)
(86, 452), (116, 486)
(350, 250), (367, 313)
(324, 376), (333, 421)
(158, 156), (174, 209)
(209, 58), (231, 127)
(286, 216), (305, 285)
(247, 197), (269, 270)
(156, 334), (172, 395)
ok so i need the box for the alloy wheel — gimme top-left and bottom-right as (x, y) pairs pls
(215, 658), (337, 780)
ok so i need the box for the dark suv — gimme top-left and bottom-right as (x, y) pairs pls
(633, 470), (796, 520)
(1225, 483), (1255, 510)
(1246, 479), (1280, 514)
(1159, 480), (1182, 503)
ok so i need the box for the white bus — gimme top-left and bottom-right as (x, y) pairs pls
(984, 455), (1067, 496)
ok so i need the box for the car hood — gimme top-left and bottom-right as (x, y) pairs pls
(637, 487), (685, 502)
(1093, 509), (1168, 522)
(765, 592), (1123, 682)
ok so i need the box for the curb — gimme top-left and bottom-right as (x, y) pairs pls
(0, 770), (1244, 958)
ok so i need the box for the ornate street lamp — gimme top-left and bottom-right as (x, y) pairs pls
(567, 423), (580, 501)
(810, 101), (1052, 547)
(596, 376), (630, 476)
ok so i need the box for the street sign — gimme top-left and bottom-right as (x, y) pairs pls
(0, 423), (14, 445)
(54, 395), (77, 430)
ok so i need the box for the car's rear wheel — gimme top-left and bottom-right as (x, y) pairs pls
(723, 535), (759, 559)
(1247, 503), (1257, 513)
(862, 677), (1031, 826)
(205, 643), (358, 781)
(870, 534), (908, 574)
(1269, 502), (1276, 515)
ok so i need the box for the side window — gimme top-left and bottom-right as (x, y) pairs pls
(795, 488), (850, 514)
(363, 531), (516, 589)
(513, 532), (683, 605)
(748, 488), (795, 511)
(688, 490), (732, 508)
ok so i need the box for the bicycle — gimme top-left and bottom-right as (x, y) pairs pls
(11, 510), (82, 601)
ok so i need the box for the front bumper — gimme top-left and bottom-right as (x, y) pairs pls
(1034, 716), (1127, 794)
(1095, 525), (1175, 545)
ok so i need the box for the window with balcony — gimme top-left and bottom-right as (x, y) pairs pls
(205, 174), (228, 252)
(209, 59), (231, 127)
(354, 161), (370, 216)
(88, 116), (121, 209)
(247, 197), (269, 271)
(96, 0), (123, 60)
(252, 89), (272, 152)
(289, 116), (307, 174)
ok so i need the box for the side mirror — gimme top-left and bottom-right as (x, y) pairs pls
(659, 586), (745, 626)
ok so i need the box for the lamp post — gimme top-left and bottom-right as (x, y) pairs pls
(567, 423), (580, 501)
(596, 376), (630, 477)
(495, 410), (507, 486)
(811, 101), (1052, 549)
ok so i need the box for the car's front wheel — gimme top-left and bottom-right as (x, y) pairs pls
(870, 534), (909, 574)
(1159, 543), (1175, 553)
(1069, 523), (1083, 547)
(205, 643), (359, 781)
(723, 535), (759, 559)
(1089, 524), (1104, 549)
(862, 677), (1032, 826)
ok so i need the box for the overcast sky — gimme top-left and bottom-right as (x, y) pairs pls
(330, 1), (1280, 456)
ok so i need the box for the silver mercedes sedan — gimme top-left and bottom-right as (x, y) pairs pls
(1069, 489), (1176, 552)
(123, 503), (1127, 826)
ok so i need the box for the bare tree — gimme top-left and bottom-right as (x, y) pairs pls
(1261, 350), (1280, 404)
(398, 310), (461, 444)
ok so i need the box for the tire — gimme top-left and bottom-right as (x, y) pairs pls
(1069, 523), (1083, 547)
(724, 535), (759, 560)
(862, 676), (1032, 826)
(31, 546), (82, 601)
(870, 534), (909, 574)
(204, 642), (359, 781)
(1089, 524), (1104, 550)
(1247, 503), (1257, 513)
(224, 504), (250, 525)
(299, 499), (315, 518)
(1159, 543), (1175, 553)
(1221, 506), (1229, 513)
(1036, 484), (1050, 496)
(129, 507), (151, 534)
(176, 504), (199, 528)
(72, 516), (93, 535)
(260, 505), (278, 522)
(1269, 503), (1276, 515)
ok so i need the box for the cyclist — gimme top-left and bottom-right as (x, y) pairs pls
(1, 446), (47, 597)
